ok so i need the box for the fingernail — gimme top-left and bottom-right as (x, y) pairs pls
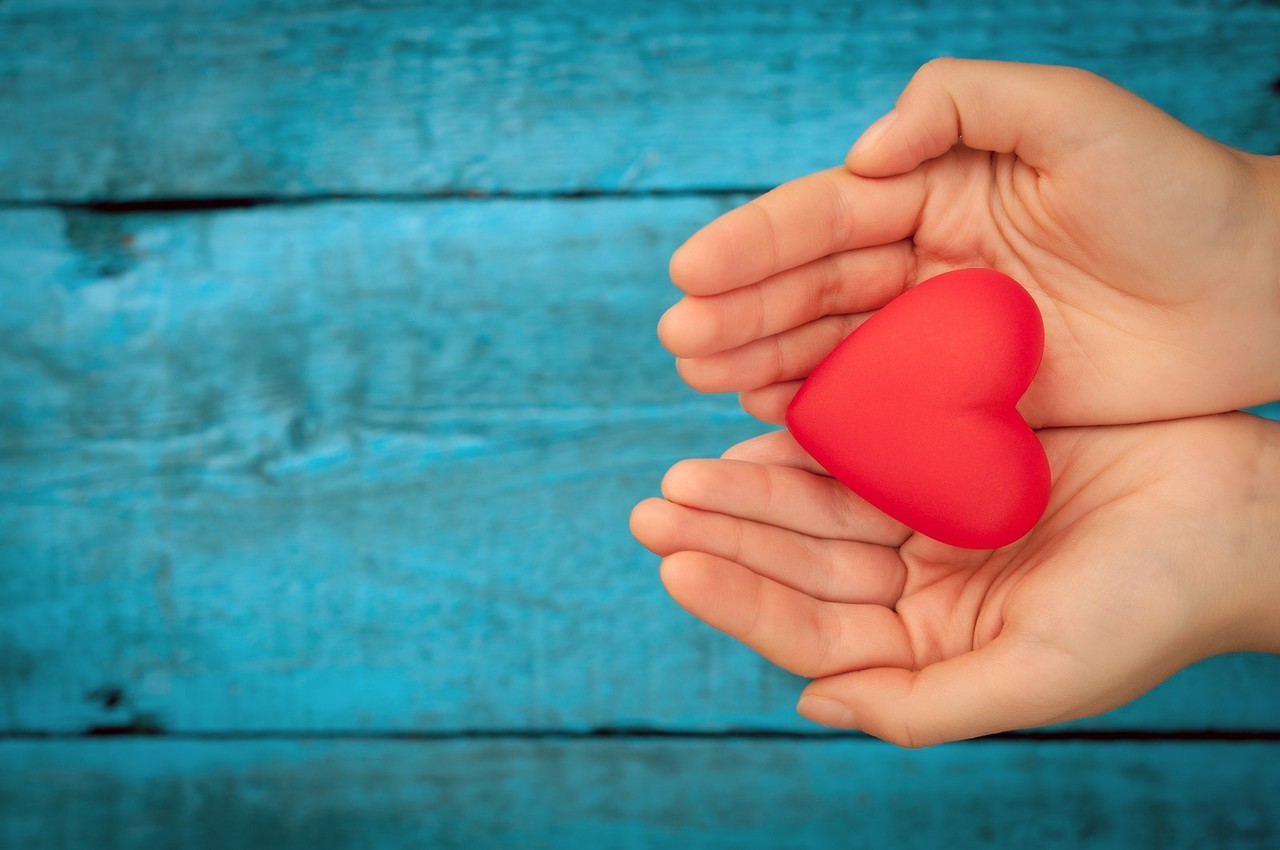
(849, 110), (897, 160)
(797, 695), (853, 728)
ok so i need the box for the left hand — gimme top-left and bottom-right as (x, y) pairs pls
(657, 61), (1280, 428)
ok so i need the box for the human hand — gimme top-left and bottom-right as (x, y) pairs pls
(658, 59), (1280, 427)
(630, 413), (1280, 746)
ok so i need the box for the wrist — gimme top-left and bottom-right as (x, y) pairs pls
(1233, 414), (1280, 654)
(1243, 152), (1280, 299)
(1241, 152), (1280, 404)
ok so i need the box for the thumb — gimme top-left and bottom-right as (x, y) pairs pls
(795, 632), (1092, 747)
(846, 58), (1163, 178)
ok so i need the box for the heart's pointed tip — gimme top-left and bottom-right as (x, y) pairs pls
(958, 518), (1043, 550)
(942, 459), (1052, 550)
(924, 505), (1045, 550)
(878, 433), (1051, 550)
(936, 528), (1027, 551)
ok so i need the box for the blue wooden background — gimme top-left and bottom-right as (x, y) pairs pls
(2, 1), (1280, 847)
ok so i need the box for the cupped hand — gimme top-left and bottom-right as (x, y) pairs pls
(659, 59), (1280, 427)
(630, 413), (1280, 746)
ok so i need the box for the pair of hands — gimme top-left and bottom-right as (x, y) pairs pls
(631, 59), (1280, 746)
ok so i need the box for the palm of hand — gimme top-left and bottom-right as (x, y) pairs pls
(650, 62), (1280, 744)
(662, 130), (1278, 429)
(632, 414), (1269, 745)
(907, 143), (1272, 426)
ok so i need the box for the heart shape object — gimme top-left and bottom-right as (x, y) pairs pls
(785, 268), (1050, 549)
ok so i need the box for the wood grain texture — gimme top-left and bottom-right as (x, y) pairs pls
(0, 0), (1277, 201)
(0, 199), (762, 733)
(3, 1), (1280, 845)
(3, 201), (1279, 734)
(3, 738), (1279, 849)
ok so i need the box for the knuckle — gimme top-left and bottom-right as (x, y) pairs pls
(815, 254), (843, 315)
(770, 335), (789, 382)
(803, 538), (839, 602)
(755, 463), (777, 513)
(803, 605), (842, 678)
(875, 713), (926, 749)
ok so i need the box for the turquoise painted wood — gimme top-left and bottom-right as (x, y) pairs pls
(3, 201), (1279, 734)
(3, 0), (1280, 846)
(2, 738), (1279, 849)
(0, 0), (1277, 201)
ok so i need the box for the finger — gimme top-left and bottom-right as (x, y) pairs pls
(720, 429), (823, 473)
(631, 498), (904, 605)
(658, 241), (913, 359)
(846, 58), (1153, 177)
(796, 631), (1084, 747)
(661, 457), (910, 547)
(660, 551), (914, 678)
(739, 382), (801, 425)
(676, 313), (869, 393)
(669, 167), (926, 296)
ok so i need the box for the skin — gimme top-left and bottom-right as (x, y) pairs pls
(658, 59), (1280, 428)
(631, 415), (1280, 747)
(637, 60), (1280, 744)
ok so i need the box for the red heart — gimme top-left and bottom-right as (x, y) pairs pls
(785, 268), (1050, 549)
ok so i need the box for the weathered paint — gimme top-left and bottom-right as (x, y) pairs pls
(2, 201), (1278, 734)
(2, 738), (1279, 849)
(0, 0), (1276, 201)
(2, 0), (1280, 845)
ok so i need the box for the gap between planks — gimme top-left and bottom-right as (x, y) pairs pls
(0, 186), (774, 214)
(3, 728), (1279, 743)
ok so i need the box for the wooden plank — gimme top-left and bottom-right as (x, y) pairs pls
(0, 0), (1277, 201)
(2, 737), (1278, 848)
(0, 197), (745, 421)
(0, 198), (761, 732)
(3, 199), (1279, 733)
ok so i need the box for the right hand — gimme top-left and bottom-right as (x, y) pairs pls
(631, 412), (1280, 746)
